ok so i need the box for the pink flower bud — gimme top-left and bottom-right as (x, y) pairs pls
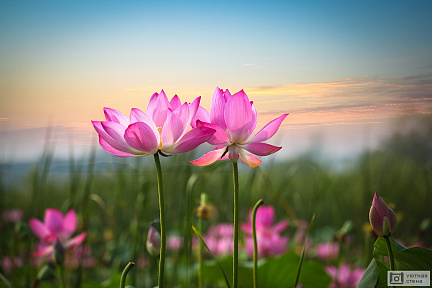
(369, 193), (397, 237)
(146, 225), (161, 257)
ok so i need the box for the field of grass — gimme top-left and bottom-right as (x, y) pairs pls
(0, 117), (431, 287)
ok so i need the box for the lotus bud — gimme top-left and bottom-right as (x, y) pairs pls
(369, 193), (397, 237)
(146, 225), (161, 257)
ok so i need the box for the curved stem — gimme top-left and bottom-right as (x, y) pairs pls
(252, 199), (264, 288)
(232, 161), (239, 288)
(154, 153), (166, 288)
(120, 262), (135, 288)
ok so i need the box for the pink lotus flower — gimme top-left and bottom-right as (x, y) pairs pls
(241, 205), (289, 258)
(315, 242), (339, 261)
(326, 264), (365, 288)
(64, 245), (96, 269)
(1, 256), (23, 274)
(199, 223), (234, 256)
(1, 209), (23, 224)
(369, 193), (397, 237)
(92, 90), (215, 157)
(190, 87), (288, 168)
(29, 209), (86, 259)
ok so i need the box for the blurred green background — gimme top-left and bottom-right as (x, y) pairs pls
(0, 116), (431, 287)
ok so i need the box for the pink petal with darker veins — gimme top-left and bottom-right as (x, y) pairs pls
(190, 146), (226, 166)
(98, 136), (139, 157)
(238, 148), (262, 168)
(146, 90), (170, 127)
(196, 121), (230, 145)
(124, 122), (159, 154)
(170, 95), (181, 110)
(242, 142), (282, 156)
(167, 127), (215, 153)
(191, 106), (211, 128)
(103, 107), (130, 126)
(224, 90), (254, 143)
(210, 87), (228, 130)
(162, 103), (190, 147)
(246, 114), (288, 144)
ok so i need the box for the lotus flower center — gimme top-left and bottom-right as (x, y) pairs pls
(157, 127), (163, 149)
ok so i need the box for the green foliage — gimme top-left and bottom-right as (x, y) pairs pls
(203, 252), (331, 288)
(357, 237), (432, 288)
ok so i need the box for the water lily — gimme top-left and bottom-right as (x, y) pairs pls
(29, 209), (86, 259)
(190, 87), (288, 168)
(369, 193), (397, 237)
(92, 90), (215, 157)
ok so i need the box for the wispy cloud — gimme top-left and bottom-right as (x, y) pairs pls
(247, 73), (432, 130)
(242, 63), (267, 69)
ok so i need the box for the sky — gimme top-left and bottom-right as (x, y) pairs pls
(1, 0), (431, 162)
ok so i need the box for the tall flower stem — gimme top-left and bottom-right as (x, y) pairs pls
(232, 161), (239, 288)
(154, 153), (166, 288)
(57, 266), (65, 288)
(384, 236), (395, 271)
(252, 199), (264, 288)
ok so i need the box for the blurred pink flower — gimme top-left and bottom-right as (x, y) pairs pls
(241, 205), (289, 258)
(64, 245), (96, 269)
(190, 87), (288, 168)
(29, 209), (86, 259)
(1, 256), (23, 274)
(200, 224), (234, 256)
(315, 242), (339, 261)
(167, 235), (184, 251)
(326, 264), (365, 288)
(92, 90), (215, 157)
(1, 209), (23, 224)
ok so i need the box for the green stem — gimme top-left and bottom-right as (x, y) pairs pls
(232, 161), (239, 288)
(154, 153), (166, 288)
(252, 199), (264, 288)
(57, 265), (65, 288)
(198, 216), (204, 288)
(384, 236), (395, 271)
(120, 262), (135, 288)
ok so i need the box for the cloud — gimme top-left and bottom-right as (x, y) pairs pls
(246, 73), (432, 130)
(242, 63), (267, 69)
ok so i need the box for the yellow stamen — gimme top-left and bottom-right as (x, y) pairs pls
(157, 127), (163, 149)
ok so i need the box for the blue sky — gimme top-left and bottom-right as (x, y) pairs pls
(1, 0), (431, 161)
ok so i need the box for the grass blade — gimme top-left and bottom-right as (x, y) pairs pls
(294, 214), (315, 288)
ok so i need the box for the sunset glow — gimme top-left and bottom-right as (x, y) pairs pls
(1, 1), (431, 161)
